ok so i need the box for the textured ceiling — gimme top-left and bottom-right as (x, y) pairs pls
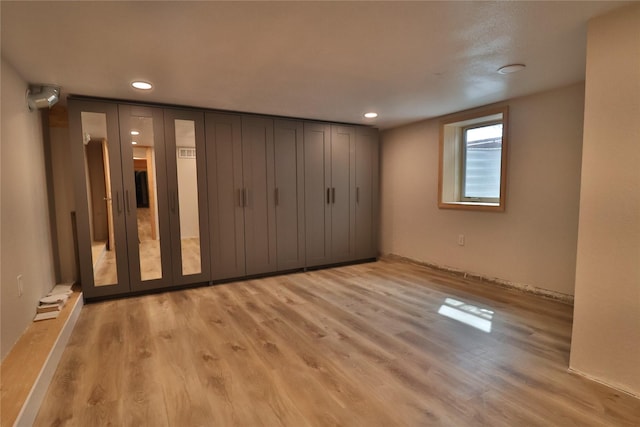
(0, 1), (629, 129)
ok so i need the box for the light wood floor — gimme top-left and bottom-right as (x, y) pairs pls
(34, 260), (640, 426)
(0, 289), (81, 427)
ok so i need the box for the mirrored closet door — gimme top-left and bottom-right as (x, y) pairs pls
(69, 100), (131, 298)
(164, 109), (210, 285)
(118, 104), (174, 292)
(71, 100), (213, 298)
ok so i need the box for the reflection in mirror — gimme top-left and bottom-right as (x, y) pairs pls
(130, 115), (163, 281)
(175, 119), (202, 275)
(81, 112), (118, 287)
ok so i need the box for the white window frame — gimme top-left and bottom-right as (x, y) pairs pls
(460, 120), (502, 204)
(438, 106), (508, 212)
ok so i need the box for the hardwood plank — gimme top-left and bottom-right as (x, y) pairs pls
(0, 289), (81, 427)
(120, 296), (169, 427)
(32, 261), (640, 426)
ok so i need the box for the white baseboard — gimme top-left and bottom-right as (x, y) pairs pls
(381, 253), (574, 305)
(14, 293), (84, 427)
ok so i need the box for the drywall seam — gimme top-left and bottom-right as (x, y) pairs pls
(13, 293), (84, 427)
(381, 253), (574, 305)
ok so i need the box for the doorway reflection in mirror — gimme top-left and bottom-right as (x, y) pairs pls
(81, 111), (118, 287)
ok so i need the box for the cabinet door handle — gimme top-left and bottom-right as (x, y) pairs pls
(332, 187), (336, 204)
(238, 189), (243, 207)
(356, 187), (360, 204)
(125, 190), (131, 215)
(275, 188), (279, 206)
(326, 188), (331, 204)
(242, 188), (248, 207)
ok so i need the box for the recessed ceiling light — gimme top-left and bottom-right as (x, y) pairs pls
(130, 130), (140, 136)
(131, 141), (138, 145)
(364, 112), (378, 118)
(131, 81), (153, 90)
(497, 64), (526, 75)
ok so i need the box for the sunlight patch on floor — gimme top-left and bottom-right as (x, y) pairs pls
(438, 297), (494, 333)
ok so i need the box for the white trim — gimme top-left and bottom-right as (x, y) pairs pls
(14, 293), (84, 427)
(441, 201), (500, 207)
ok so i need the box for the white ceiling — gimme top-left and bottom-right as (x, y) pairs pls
(1, 1), (629, 130)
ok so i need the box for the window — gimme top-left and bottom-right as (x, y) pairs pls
(438, 106), (508, 211)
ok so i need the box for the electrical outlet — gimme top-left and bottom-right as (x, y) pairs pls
(17, 274), (23, 297)
(458, 234), (465, 246)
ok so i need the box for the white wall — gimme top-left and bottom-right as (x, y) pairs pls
(380, 83), (585, 296)
(1, 57), (57, 360)
(570, 4), (640, 396)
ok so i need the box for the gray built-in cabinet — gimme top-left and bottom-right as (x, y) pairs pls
(355, 126), (380, 260)
(206, 114), (307, 279)
(70, 100), (212, 298)
(303, 124), (379, 266)
(69, 98), (378, 300)
(205, 113), (245, 280)
(304, 123), (354, 266)
(273, 119), (306, 271)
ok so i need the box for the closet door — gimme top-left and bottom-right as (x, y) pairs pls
(69, 99), (130, 298)
(355, 127), (379, 259)
(118, 105), (173, 291)
(304, 122), (332, 267)
(206, 113), (245, 280)
(241, 116), (277, 275)
(330, 125), (356, 263)
(164, 109), (211, 285)
(274, 119), (305, 271)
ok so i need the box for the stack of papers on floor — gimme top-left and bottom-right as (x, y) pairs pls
(34, 282), (74, 322)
